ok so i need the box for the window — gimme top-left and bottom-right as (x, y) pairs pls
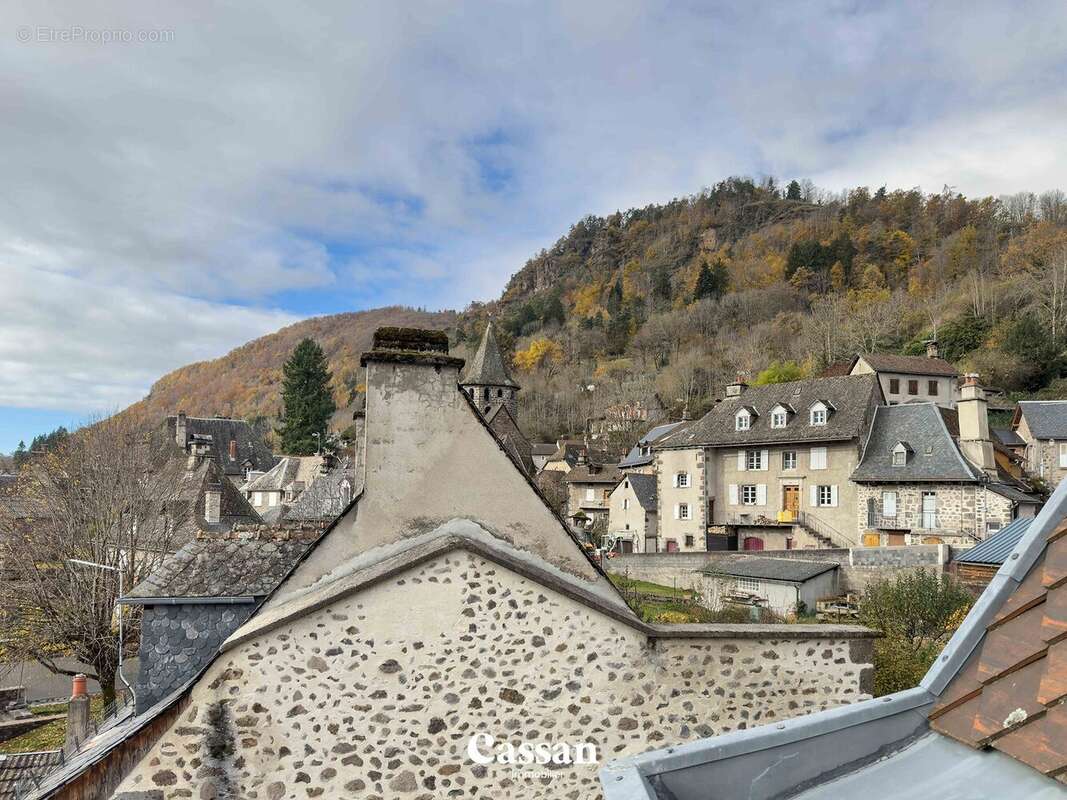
(921, 491), (937, 528)
(253, 491), (263, 506)
(746, 450), (765, 470)
(771, 407), (788, 428)
(684, 534), (695, 547)
(889, 378), (900, 395)
(928, 380), (938, 396)
(741, 485), (758, 505)
(810, 406), (828, 426)
(677, 503), (691, 520)
(623, 498), (630, 510)
(1059, 443), (1067, 469)
(908, 379), (919, 395)
(268, 492), (278, 507)
(675, 472), (690, 488)
(782, 451), (797, 470)
(882, 491), (897, 518)
(816, 485), (836, 507)
(585, 488), (595, 501)
(810, 447), (827, 470)
(892, 449), (906, 467)
(735, 577), (760, 593)
(735, 410), (751, 431)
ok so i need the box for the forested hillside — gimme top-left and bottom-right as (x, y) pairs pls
(123, 177), (1067, 446)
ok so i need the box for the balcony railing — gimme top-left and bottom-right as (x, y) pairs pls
(866, 512), (942, 531)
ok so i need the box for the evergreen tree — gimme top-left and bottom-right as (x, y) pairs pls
(12, 440), (27, 469)
(275, 338), (337, 455)
(785, 180), (803, 201)
(693, 258), (728, 302)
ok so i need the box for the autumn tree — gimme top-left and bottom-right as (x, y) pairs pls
(513, 337), (564, 373)
(276, 338), (337, 455)
(0, 416), (187, 704)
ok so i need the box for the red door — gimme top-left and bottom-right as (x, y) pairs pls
(666, 539), (679, 552)
(743, 536), (764, 551)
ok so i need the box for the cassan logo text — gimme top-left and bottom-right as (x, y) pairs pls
(466, 733), (599, 765)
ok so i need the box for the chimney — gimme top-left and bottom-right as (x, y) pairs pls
(64, 674), (91, 754)
(204, 486), (221, 524)
(725, 374), (747, 398)
(925, 339), (940, 359)
(228, 439), (237, 461)
(957, 373), (997, 478)
(175, 411), (188, 448)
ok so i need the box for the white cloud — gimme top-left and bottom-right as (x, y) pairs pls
(2, 0), (1067, 413)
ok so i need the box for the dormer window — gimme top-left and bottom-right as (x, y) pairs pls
(809, 401), (831, 426)
(735, 409), (751, 431)
(770, 403), (792, 429)
(892, 441), (911, 467)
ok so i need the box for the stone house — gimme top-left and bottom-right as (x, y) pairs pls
(1013, 399), (1067, 485)
(564, 458), (623, 529)
(242, 454), (328, 521)
(852, 378), (1041, 547)
(847, 341), (958, 409)
(166, 413), (276, 484)
(654, 374), (884, 552)
(606, 473), (657, 552)
(32, 327), (878, 800)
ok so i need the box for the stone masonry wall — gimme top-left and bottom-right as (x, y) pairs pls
(115, 551), (873, 800)
(854, 484), (1015, 543)
(610, 545), (949, 595)
(134, 603), (255, 714)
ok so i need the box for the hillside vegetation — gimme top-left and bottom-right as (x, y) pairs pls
(123, 177), (1067, 445)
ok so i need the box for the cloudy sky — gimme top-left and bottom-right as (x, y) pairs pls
(2, 1), (1066, 451)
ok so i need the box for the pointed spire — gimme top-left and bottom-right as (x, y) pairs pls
(462, 322), (518, 388)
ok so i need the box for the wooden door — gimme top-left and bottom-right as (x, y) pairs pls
(666, 539), (679, 553)
(783, 486), (800, 514)
(743, 536), (764, 551)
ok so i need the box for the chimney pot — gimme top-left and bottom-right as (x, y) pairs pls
(64, 674), (91, 754)
(71, 673), (87, 698)
(228, 439), (237, 461)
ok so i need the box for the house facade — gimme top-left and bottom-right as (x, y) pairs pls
(564, 460), (623, 529)
(848, 341), (958, 409)
(654, 374), (884, 552)
(606, 473), (657, 552)
(852, 378), (1040, 546)
(1013, 400), (1067, 485)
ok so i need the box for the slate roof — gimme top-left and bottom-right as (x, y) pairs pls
(244, 455), (324, 493)
(1017, 401), (1067, 440)
(565, 463), (623, 485)
(284, 457), (355, 521)
(165, 415), (276, 477)
(928, 515), (1067, 780)
(851, 403), (983, 483)
(461, 323), (517, 388)
(956, 517), (1035, 565)
(853, 352), (959, 377)
(0, 750), (63, 800)
(620, 473), (657, 511)
(659, 374), (881, 449)
(993, 427), (1026, 448)
(123, 523), (326, 600)
(531, 443), (558, 456)
(702, 557), (838, 583)
(618, 422), (686, 468)
(161, 456), (262, 544)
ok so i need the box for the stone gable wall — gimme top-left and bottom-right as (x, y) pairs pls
(854, 483), (1015, 543)
(114, 552), (873, 800)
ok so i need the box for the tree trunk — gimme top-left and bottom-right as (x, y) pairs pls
(93, 655), (119, 707)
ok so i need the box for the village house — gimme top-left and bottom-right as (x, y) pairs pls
(846, 340), (959, 408)
(1013, 399), (1067, 485)
(606, 473), (657, 552)
(852, 377), (1041, 547)
(617, 421), (685, 475)
(530, 442), (557, 471)
(564, 455), (623, 529)
(654, 373), (884, 553)
(166, 413), (276, 485)
(29, 327), (878, 800)
(242, 454), (329, 521)
(602, 479), (1067, 799)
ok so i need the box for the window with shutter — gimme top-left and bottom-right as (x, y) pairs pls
(810, 447), (827, 470)
(882, 491), (897, 517)
(755, 484), (767, 505)
(741, 485), (758, 505)
(737, 451), (747, 471)
(728, 484), (739, 505)
(679, 503), (690, 520)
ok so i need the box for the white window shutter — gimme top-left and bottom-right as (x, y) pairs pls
(810, 485), (818, 507)
(729, 484), (739, 505)
(1060, 443), (1067, 468)
(673, 504), (680, 519)
(830, 485), (838, 507)
(672, 473), (678, 488)
(756, 484), (767, 506)
(760, 449), (769, 470)
(737, 451), (746, 471)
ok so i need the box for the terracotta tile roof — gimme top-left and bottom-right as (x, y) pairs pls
(928, 519), (1067, 783)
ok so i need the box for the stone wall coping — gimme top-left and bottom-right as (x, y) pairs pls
(647, 623), (880, 640)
